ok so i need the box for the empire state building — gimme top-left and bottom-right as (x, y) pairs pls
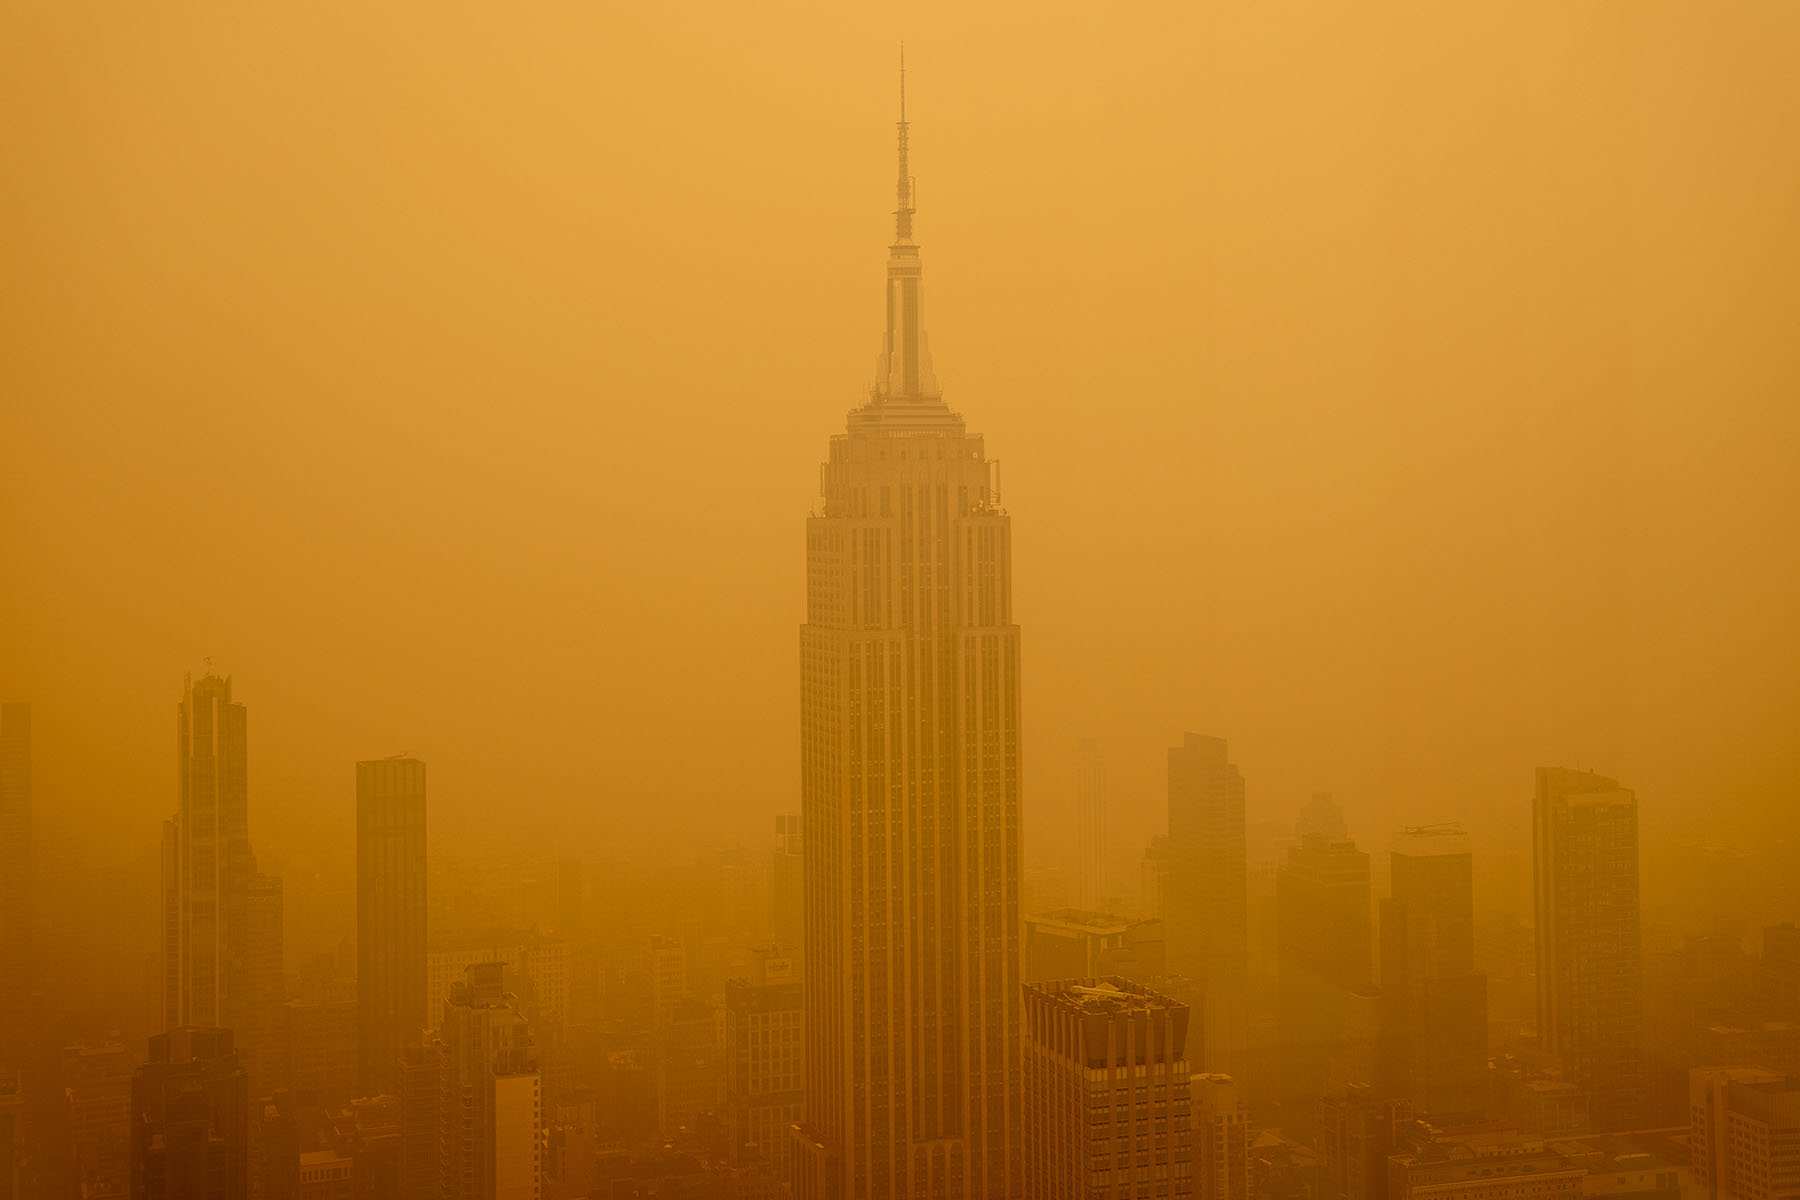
(794, 77), (1023, 1200)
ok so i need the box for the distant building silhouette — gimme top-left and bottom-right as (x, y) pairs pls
(1166, 734), (1250, 1080)
(130, 1027), (249, 1200)
(66, 1041), (133, 1197)
(1139, 834), (1172, 922)
(356, 756), (428, 1096)
(1380, 826), (1487, 1119)
(1533, 767), (1643, 1132)
(1192, 1074), (1251, 1200)
(1760, 923), (1800, 1018)
(1023, 978), (1192, 1198)
(4, 1004), (75, 1198)
(283, 974), (357, 1101)
(1076, 740), (1107, 910)
(1316, 1083), (1410, 1200)
(1276, 834), (1372, 1137)
(793, 75), (1022, 1200)
(1295, 792), (1346, 842)
(771, 813), (802, 962)
(656, 994), (722, 1137)
(1386, 1125), (1587, 1200)
(242, 872), (284, 1098)
(1023, 909), (1165, 984)
(424, 937), (569, 1045)
(553, 856), (582, 938)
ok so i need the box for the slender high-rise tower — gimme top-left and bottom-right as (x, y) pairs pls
(1533, 767), (1642, 1132)
(1276, 835), (1372, 1138)
(357, 756), (428, 1096)
(1075, 740), (1106, 911)
(163, 674), (253, 1035)
(0, 701), (30, 1034)
(1166, 733), (1249, 1078)
(795, 64), (1023, 1200)
(1380, 827), (1487, 1119)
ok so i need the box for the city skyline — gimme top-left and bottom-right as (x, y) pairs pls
(3, 13), (1799, 1200)
(5, 13), (1797, 877)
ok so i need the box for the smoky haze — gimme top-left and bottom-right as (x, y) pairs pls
(2, 0), (1797, 917)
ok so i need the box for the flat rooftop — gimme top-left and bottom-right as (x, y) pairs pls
(1026, 977), (1184, 1017)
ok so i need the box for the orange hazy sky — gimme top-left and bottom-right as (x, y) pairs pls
(3, 2), (1797, 889)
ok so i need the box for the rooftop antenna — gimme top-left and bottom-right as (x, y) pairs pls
(895, 44), (914, 243)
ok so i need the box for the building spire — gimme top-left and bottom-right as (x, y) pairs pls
(895, 45), (914, 244)
(866, 47), (940, 409)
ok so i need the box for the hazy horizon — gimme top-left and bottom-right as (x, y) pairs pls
(4, 2), (1796, 891)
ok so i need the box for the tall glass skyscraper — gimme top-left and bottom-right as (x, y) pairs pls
(162, 674), (252, 1035)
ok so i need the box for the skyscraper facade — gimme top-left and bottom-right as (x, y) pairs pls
(795, 84), (1022, 1200)
(1689, 1066), (1785, 1200)
(772, 813), (803, 960)
(1165, 734), (1248, 1078)
(1191, 1075), (1250, 1200)
(725, 948), (804, 1191)
(1380, 827), (1487, 1119)
(398, 1040), (444, 1200)
(130, 1027), (250, 1200)
(1316, 1083), (1410, 1200)
(1022, 979), (1193, 1199)
(1076, 740), (1107, 910)
(1532, 767), (1643, 1132)
(0, 701), (30, 1034)
(163, 674), (252, 1035)
(357, 756), (428, 1096)
(436, 963), (540, 1200)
